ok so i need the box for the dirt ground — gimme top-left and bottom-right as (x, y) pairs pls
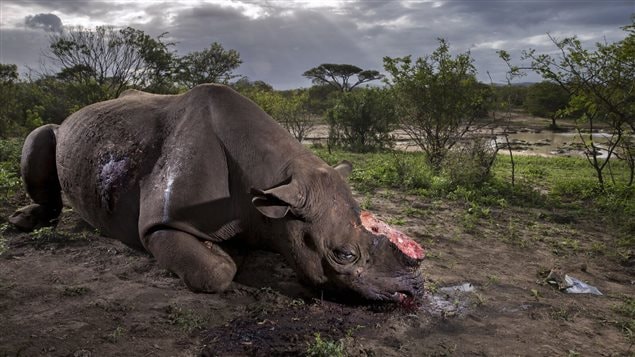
(1, 187), (633, 357)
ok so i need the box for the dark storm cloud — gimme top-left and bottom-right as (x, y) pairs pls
(133, 3), (375, 88)
(24, 13), (63, 32)
(7, 0), (126, 18)
(1, 0), (632, 87)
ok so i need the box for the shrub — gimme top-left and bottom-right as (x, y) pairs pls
(306, 333), (344, 357)
(443, 136), (498, 188)
(326, 88), (395, 152)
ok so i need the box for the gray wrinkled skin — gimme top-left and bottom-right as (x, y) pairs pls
(13, 84), (423, 302)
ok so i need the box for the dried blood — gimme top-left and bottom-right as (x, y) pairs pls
(360, 211), (425, 260)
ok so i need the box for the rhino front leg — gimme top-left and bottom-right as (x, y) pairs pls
(143, 229), (237, 293)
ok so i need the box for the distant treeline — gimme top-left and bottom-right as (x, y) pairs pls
(0, 19), (633, 188)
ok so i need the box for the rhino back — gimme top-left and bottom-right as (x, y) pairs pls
(55, 84), (320, 248)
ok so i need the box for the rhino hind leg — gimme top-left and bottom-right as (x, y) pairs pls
(143, 229), (237, 293)
(9, 124), (63, 231)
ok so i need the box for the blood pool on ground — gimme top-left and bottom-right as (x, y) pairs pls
(360, 211), (425, 260)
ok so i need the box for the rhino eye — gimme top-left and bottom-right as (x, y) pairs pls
(333, 248), (356, 264)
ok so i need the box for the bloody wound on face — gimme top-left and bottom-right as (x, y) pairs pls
(360, 211), (425, 260)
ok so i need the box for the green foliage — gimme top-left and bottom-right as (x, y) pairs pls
(303, 63), (383, 92)
(326, 88), (396, 152)
(177, 42), (242, 87)
(442, 137), (498, 188)
(30, 227), (59, 242)
(384, 39), (492, 171)
(166, 305), (204, 333)
(48, 26), (176, 96)
(613, 296), (635, 343)
(232, 77), (273, 95)
(314, 149), (434, 192)
(0, 64), (20, 136)
(62, 286), (90, 297)
(0, 224), (8, 255)
(512, 19), (635, 188)
(0, 138), (22, 198)
(0, 168), (20, 199)
(249, 89), (315, 142)
(306, 84), (341, 116)
(492, 84), (528, 109)
(305, 333), (345, 357)
(0, 64), (18, 83)
(524, 81), (569, 127)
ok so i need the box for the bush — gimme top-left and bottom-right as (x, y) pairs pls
(306, 333), (344, 357)
(326, 88), (396, 152)
(0, 138), (22, 199)
(443, 136), (498, 188)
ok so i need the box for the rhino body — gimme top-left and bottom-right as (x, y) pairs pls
(11, 84), (423, 301)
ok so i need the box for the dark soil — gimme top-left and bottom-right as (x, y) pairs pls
(1, 188), (633, 356)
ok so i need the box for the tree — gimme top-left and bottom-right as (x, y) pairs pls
(306, 84), (340, 116)
(47, 26), (176, 97)
(303, 64), (383, 92)
(0, 64), (18, 84)
(524, 81), (569, 128)
(326, 88), (396, 152)
(250, 90), (315, 142)
(177, 42), (241, 88)
(231, 77), (273, 95)
(505, 19), (635, 187)
(384, 39), (491, 171)
(0, 64), (19, 136)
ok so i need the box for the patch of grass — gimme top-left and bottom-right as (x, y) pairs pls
(31, 227), (59, 242)
(166, 305), (204, 333)
(0, 138), (23, 200)
(360, 194), (373, 210)
(306, 333), (345, 357)
(461, 202), (491, 234)
(386, 217), (405, 226)
(0, 167), (20, 200)
(29, 227), (90, 244)
(107, 326), (126, 342)
(62, 286), (89, 297)
(402, 206), (425, 216)
(312, 148), (433, 193)
(426, 280), (439, 294)
(314, 147), (634, 261)
(613, 296), (635, 342)
(485, 275), (500, 287)
(0, 223), (9, 255)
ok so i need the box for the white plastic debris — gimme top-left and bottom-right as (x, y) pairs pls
(438, 283), (475, 294)
(564, 275), (603, 295)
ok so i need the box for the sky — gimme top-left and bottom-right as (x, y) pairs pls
(0, 0), (633, 89)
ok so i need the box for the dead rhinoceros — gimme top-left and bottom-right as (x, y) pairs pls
(10, 84), (424, 302)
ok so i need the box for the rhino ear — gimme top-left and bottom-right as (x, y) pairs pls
(333, 160), (353, 179)
(250, 179), (305, 219)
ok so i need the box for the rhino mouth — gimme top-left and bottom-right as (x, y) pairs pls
(358, 269), (424, 303)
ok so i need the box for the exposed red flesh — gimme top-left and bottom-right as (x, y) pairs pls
(360, 211), (425, 260)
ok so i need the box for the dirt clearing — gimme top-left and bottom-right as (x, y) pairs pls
(1, 190), (633, 356)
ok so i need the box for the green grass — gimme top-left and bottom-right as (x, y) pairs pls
(612, 296), (635, 344)
(0, 138), (23, 199)
(306, 333), (345, 357)
(166, 305), (205, 334)
(312, 147), (634, 241)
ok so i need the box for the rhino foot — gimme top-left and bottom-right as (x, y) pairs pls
(9, 204), (58, 232)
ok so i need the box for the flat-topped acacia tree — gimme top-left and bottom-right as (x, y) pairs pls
(302, 64), (383, 92)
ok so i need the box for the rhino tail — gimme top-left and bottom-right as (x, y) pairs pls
(9, 124), (63, 231)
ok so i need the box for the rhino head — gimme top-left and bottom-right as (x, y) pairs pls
(251, 161), (424, 302)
